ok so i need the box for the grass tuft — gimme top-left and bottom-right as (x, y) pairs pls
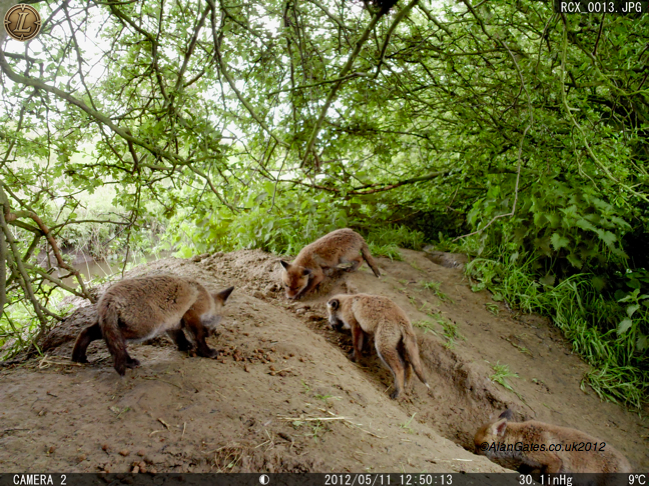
(422, 280), (454, 303)
(466, 254), (648, 409)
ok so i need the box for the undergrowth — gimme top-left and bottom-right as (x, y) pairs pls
(161, 185), (425, 258)
(464, 253), (648, 410)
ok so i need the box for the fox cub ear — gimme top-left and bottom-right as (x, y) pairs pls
(302, 268), (312, 276)
(498, 409), (514, 420)
(280, 260), (291, 270)
(492, 418), (508, 437)
(328, 298), (340, 310)
(215, 286), (234, 304)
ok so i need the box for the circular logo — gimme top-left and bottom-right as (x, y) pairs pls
(259, 475), (270, 485)
(4, 4), (42, 42)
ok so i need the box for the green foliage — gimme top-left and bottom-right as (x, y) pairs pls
(161, 181), (425, 258)
(0, 286), (72, 360)
(489, 362), (519, 393)
(489, 361), (524, 401)
(467, 255), (648, 409)
(366, 226), (425, 251)
(485, 302), (499, 316)
(421, 281), (453, 303)
(467, 178), (632, 274)
(435, 314), (465, 349)
(368, 242), (403, 261)
(366, 223), (426, 260)
(162, 183), (351, 256)
(413, 319), (437, 335)
(415, 313), (465, 348)
(399, 413), (417, 434)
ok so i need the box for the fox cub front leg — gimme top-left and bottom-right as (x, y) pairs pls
(182, 310), (219, 358)
(167, 328), (194, 352)
(350, 325), (366, 362)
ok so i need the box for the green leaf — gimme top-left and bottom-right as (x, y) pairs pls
(596, 230), (616, 248)
(546, 213), (561, 228)
(627, 279), (641, 290)
(626, 304), (640, 318)
(550, 233), (570, 251)
(617, 318), (633, 335)
(566, 253), (583, 269)
(591, 276), (606, 291)
(539, 274), (556, 287)
(575, 218), (596, 232)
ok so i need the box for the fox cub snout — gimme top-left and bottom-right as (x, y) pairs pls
(326, 293), (430, 399)
(474, 410), (632, 473)
(72, 275), (234, 376)
(280, 228), (380, 300)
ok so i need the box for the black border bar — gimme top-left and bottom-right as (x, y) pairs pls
(1, 473), (646, 486)
(554, 0), (648, 13)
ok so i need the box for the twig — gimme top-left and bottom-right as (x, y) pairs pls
(302, 9), (384, 167)
(206, 0), (286, 149)
(453, 40), (534, 242)
(284, 170), (450, 196)
(38, 355), (84, 369)
(0, 190), (48, 328)
(22, 262), (88, 300)
(4, 198), (94, 302)
(374, 0), (419, 78)
(278, 415), (349, 422)
(330, 409), (387, 439)
(557, 16), (649, 204)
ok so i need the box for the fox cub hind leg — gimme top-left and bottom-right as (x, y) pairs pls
(71, 322), (103, 363)
(374, 336), (408, 399)
(125, 354), (140, 369)
(339, 255), (363, 272)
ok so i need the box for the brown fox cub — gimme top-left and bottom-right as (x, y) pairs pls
(474, 410), (632, 473)
(326, 293), (430, 399)
(72, 275), (234, 376)
(280, 228), (380, 300)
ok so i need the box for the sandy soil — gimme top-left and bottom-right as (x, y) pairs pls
(0, 249), (647, 473)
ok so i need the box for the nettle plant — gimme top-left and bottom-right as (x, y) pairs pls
(468, 177), (631, 276)
(614, 270), (649, 353)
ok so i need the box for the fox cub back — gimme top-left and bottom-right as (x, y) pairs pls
(280, 228), (380, 300)
(474, 410), (632, 473)
(72, 274), (234, 376)
(326, 293), (430, 399)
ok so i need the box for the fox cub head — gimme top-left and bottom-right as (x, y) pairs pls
(280, 260), (311, 299)
(204, 286), (235, 331)
(326, 297), (347, 330)
(474, 409), (514, 455)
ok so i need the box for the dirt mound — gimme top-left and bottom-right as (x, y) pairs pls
(1, 249), (646, 473)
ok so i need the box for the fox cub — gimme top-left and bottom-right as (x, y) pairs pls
(280, 228), (380, 300)
(326, 293), (430, 399)
(474, 410), (632, 473)
(72, 275), (234, 376)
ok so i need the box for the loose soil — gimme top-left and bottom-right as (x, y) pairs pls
(1, 249), (647, 473)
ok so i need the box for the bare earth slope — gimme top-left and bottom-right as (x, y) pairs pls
(0, 249), (646, 473)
